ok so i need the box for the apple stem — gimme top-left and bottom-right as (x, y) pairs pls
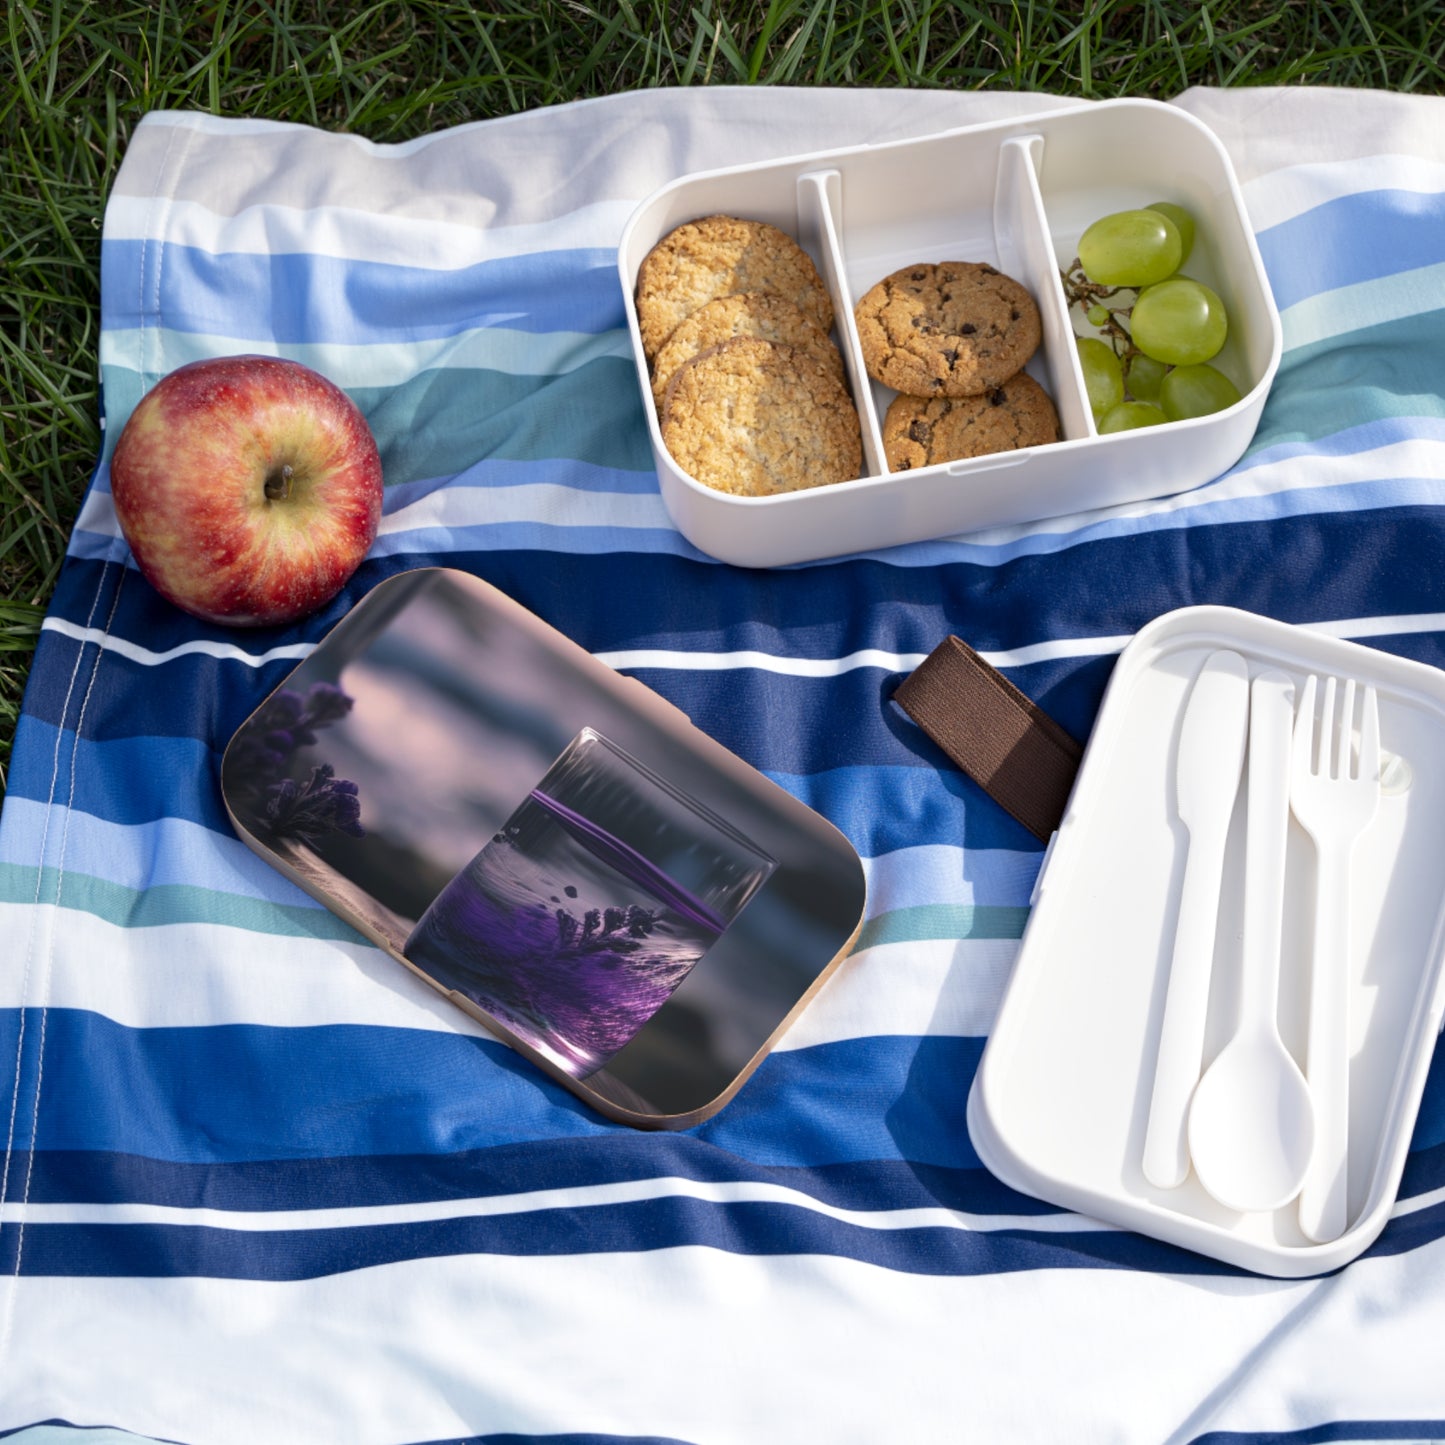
(264, 463), (294, 502)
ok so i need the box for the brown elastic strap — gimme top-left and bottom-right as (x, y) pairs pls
(893, 635), (1083, 842)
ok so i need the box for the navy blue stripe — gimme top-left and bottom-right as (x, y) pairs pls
(1191, 1422), (1445, 1445)
(1400, 1137), (1445, 1195)
(421, 1436), (696, 1445)
(6, 719), (231, 832)
(28, 607), (1445, 799)
(39, 551), (376, 658)
(23, 515), (1445, 848)
(426, 1437), (695, 1445)
(1255, 186), (1445, 311)
(0, 1198), (1239, 1281)
(43, 507), (1445, 692)
(1414, 1045), (1445, 1153)
(16, 1146), (1054, 1217)
(30, 1133), (1436, 1229)
(6, 1190), (1439, 1286)
(100, 241), (625, 343)
(422, 1436), (696, 1445)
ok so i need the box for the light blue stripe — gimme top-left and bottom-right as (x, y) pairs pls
(1255, 185), (1445, 311)
(380, 459), (667, 508)
(1242, 413), (1445, 468)
(0, 794), (1038, 917)
(0, 1429), (174, 1445)
(0, 797), (315, 904)
(6, 711), (1041, 856)
(789, 472), (1445, 574)
(768, 764), (1047, 857)
(861, 845), (1042, 912)
(368, 522), (706, 561)
(820, 421), (1445, 571)
(100, 321), (635, 389)
(100, 238), (624, 344)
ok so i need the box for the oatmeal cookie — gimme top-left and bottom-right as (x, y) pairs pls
(854, 261), (1041, 397)
(650, 291), (844, 410)
(636, 215), (835, 360)
(660, 336), (861, 497)
(882, 373), (1059, 471)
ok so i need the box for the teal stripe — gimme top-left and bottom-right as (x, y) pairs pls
(1250, 308), (1445, 456)
(852, 903), (1029, 952)
(1, 871), (1029, 952)
(352, 359), (653, 482)
(100, 356), (656, 484)
(0, 861), (363, 942)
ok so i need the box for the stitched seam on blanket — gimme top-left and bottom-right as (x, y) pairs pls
(6, 569), (129, 1299)
(0, 565), (114, 1377)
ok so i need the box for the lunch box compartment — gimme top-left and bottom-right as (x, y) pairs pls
(618, 98), (1282, 568)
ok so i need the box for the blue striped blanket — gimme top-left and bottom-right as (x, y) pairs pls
(3, 86), (1443, 1443)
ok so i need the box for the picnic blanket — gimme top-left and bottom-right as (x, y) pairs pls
(3, 84), (1445, 1443)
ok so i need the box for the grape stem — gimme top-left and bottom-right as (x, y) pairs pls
(1061, 258), (1139, 363)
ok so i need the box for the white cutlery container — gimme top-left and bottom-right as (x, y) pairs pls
(617, 99), (1281, 568)
(967, 607), (1445, 1277)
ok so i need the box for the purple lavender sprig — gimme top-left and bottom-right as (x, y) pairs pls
(229, 682), (355, 780)
(263, 763), (365, 846)
(552, 901), (658, 954)
(231, 681), (365, 842)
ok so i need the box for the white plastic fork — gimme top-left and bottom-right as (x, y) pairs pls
(1290, 674), (1380, 1243)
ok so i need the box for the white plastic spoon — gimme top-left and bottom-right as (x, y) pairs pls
(1188, 668), (1316, 1213)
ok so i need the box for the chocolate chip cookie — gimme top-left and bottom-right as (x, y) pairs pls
(882, 373), (1059, 471)
(854, 262), (1041, 397)
(660, 336), (861, 497)
(650, 291), (844, 410)
(636, 216), (835, 361)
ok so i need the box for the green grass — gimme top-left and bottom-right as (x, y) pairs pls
(2, 0), (1443, 796)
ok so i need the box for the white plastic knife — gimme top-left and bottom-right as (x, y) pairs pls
(1142, 649), (1251, 1189)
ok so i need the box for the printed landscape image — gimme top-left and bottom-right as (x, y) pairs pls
(221, 569), (853, 1117)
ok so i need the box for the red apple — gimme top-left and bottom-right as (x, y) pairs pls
(110, 354), (384, 627)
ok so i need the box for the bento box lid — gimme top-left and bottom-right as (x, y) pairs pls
(221, 567), (866, 1128)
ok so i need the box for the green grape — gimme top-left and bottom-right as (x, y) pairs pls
(1086, 304), (1111, 327)
(1098, 401), (1168, 433)
(1146, 202), (1196, 264)
(1130, 277), (1228, 366)
(1077, 337), (1124, 419)
(1125, 353), (1168, 404)
(1077, 209), (1183, 288)
(1160, 363), (1242, 420)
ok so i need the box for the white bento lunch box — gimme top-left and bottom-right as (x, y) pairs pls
(617, 98), (1282, 569)
(968, 607), (1445, 1277)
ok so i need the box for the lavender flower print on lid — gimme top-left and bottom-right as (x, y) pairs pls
(229, 682), (366, 846)
(404, 728), (775, 1078)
